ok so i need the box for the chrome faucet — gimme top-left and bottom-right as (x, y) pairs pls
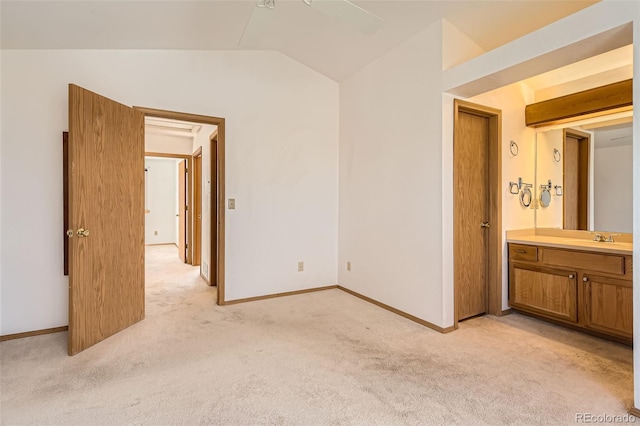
(605, 233), (621, 243)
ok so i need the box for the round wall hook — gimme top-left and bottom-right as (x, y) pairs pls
(510, 141), (519, 156)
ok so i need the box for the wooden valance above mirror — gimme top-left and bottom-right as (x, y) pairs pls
(525, 79), (633, 127)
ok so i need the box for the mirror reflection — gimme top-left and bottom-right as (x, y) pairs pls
(534, 117), (633, 233)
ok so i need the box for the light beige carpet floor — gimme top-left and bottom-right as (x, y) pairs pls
(0, 245), (634, 425)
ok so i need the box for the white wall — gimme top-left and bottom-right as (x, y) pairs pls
(0, 50), (339, 334)
(193, 125), (217, 282)
(468, 82), (537, 310)
(144, 158), (179, 245)
(594, 143), (633, 233)
(339, 22), (447, 327)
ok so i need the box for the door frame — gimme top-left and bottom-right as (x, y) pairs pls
(136, 107), (226, 305)
(192, 146), (203, 269)
(453, 99), (502, 327)
(562, 128), (591, 230)
(145, 152), (193, 264)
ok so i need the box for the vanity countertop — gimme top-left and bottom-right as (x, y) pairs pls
(506, 229), (633, 255)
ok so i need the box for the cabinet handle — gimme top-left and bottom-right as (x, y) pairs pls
(583, 277), (589, 282)
(568, 274), (574, 279)
(515, 249), (527, 254)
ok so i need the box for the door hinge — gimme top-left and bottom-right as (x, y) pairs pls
(185, 205), (188, 211)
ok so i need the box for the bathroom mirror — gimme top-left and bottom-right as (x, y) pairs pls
(535, 118), (633, 233)
(539, 188), (551, 207)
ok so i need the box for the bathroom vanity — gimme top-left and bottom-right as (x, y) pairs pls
(507, 230), (633, 344)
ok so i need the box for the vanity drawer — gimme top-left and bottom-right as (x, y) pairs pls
(509, 244), (538, 262)
(542, 248), (625, 275)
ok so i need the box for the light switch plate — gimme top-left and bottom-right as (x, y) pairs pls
(228, 199), (236, 209)
(298, 262), (304, 272)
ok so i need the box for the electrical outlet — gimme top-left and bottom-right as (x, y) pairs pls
(347, 261), (351, 272)
(154, 231), (158, 236)
(228, 199), (236, 209)
(298, 261), (304, 272)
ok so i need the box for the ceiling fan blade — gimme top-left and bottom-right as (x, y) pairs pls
(306, 0), (382, 35)
(238, 4), (275, 48)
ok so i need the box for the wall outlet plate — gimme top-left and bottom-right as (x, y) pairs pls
(298, 261), (304, 272)
(228, 199), (236, 209)
(347, 261), (351, 272)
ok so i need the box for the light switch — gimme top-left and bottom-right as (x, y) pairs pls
(228, 199), (236, 209)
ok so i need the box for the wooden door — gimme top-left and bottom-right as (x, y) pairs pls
(563, 130), (590, 230)
(68, 84), (145, 355)
(454, 111), (489, 320)
(193, 153), (202, 267)
(178, 160), (187, 263)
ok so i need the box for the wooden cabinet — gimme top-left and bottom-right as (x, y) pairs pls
(508, 243), (633, 344)
(583, 274), (633, 338)
(510, 265), (577, 323)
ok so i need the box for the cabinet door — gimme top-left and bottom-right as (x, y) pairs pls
(509, 265), (578, 323)
(583, 275), (633, 339)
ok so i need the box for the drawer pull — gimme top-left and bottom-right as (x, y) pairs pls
(568, 274), (575, 279)
(515, 249), (527, 254)
(583, 277), (589, 282)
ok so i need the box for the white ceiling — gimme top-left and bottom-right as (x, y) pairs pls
(145, 117), (202, 139)
(0, 0), (598, 81)
(593, 122), (633, 148)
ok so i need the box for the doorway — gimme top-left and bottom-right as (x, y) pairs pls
(563, 129), (590, 230)
(136, 107), (226, 306)
(453, 99), (502, 325)
(144, 153), (192, 264)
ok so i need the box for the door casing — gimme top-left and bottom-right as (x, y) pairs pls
(192, 146), (203, 269)
(453, 99), (502, 327)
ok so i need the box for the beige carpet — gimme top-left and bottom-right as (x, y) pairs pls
(0, 245), (633, 425)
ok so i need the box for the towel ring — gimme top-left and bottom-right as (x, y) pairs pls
(553, 149), (561, 163)
(510, 141), (519, 156)
(520, 187), (532, 208)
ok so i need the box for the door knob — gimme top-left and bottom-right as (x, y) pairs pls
(66, 229), (74, 238)
(481, 222), (490, 228)
(76, 228), (90, 237)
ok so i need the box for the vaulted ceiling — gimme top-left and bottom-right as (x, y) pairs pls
(0, 0), (599, 81)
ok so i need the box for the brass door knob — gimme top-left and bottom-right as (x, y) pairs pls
(66, 229), (74, 238)
(481, 222), (490, 228)
(76, 228), (90, 237)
